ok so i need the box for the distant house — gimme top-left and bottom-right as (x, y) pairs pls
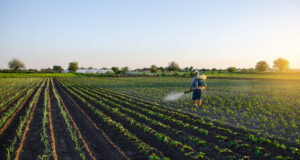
(97, 69), (113, 74)
(76, 69), (113, 74)
(62, 70), (69, 73)
(142, 68), (151, 72)
(76, 69), (97, 73)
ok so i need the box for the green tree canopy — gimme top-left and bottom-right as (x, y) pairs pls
(8, 58), (25, 72)
(227, 67), (237, 73)
(111, 67), (120, 74)
(68, 62), (79, 72)
(150, 65), (158, 73)
(168, 61), (180, 72)
(52, 65), (64, 73)
(40, 68), (52, 73)
(121, 66), (129, 73)
(158, 66), (165, 72)
(273, 58), (289, 72)
(255, 61), (269, 72)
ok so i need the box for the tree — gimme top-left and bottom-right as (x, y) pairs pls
(273, 58), (289, 72)
(189, 66), (194, 72)
(158, 67), (165, 72)
(184, 67), (189, 72)
(27, 69), (38, 73)
(255, 61), (269, 72)
(200, 68), (207, 72)
(121, 66), (129, 73)
(111, 67), (120, 74)
(150, 65), (158, 73)
(52, 65), (63, 73)
(8, 58), (25, 72)
(68, 62), (79, 72)
(168, 61), (180, 72)
(40, 68), (52, 73)
(227, 67), (237, 73)
(135, 68), (142, 72)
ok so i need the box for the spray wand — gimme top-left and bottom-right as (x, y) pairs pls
(184, 89), (193, 94)
(184, 87), (206, 94)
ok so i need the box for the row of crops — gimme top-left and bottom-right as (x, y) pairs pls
(0, 77), (299, 159)
(57, 78), (299, 159)
(65, 77), (300, 143)
(0, 78), (88, 160)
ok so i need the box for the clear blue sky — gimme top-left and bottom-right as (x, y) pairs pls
(1, 0), (300, 70)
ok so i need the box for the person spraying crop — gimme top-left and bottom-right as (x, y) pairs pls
(186, 71), (207, 106)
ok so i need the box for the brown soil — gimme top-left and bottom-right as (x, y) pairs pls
(54, 78), (130, 160)
(53, 79), (150, 159)
(48, 85), (58, 160)
(63, 79), (300, 160)
(48, 81), (80, 160)
(0, 90), (26, 114)
(14, 81), (45, 160)
(0, 81), (40, 114)
(58, 80), (187, 159)
(0, 81), (42, 158)
(2, 77), (299, 160)
(0, 80), (44, 136)
(17, 81), (47, 160)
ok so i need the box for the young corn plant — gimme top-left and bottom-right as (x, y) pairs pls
(38, 79), (52, 160)
(5, 79), (46, 159)
(51, 79), (86, 160)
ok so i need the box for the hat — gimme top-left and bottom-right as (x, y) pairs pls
(194, 70), (199, 74)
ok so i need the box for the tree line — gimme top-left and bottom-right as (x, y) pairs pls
(2, 58), (290, 73)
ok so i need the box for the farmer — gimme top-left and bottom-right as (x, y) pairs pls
(190, 71), (206, 106)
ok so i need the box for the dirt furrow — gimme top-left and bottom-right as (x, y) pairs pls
(57, 80), (190, 159)
(54, 86), (96, 160)
(0, 90), (26, 114)
(0, 80), (43, 136)
(54, 78), (130, 160)
(14, 81), (45, 160)
(0, 81), (43, 158)
(49, 81), (80, 160)
(54, 79), (155, 159)
(0, 81), (40, 114)
(61, 79), (299, 159)
(48, 85), (58, 160)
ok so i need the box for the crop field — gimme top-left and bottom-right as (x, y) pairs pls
(67, 77), (300, 140)
(0, 77), (299, 160)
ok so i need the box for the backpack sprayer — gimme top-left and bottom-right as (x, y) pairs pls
(184, 74), (207, 94)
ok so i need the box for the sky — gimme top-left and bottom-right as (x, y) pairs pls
(0, 0), (300, 70)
